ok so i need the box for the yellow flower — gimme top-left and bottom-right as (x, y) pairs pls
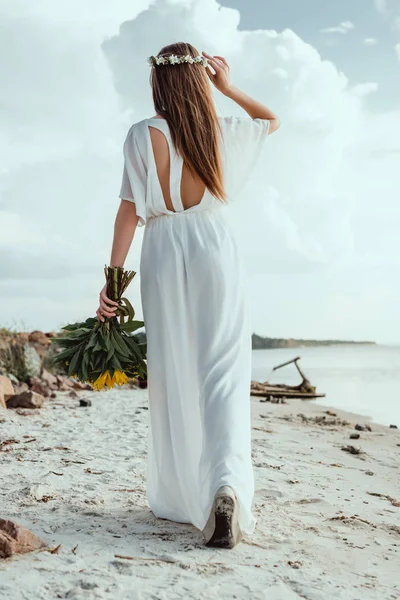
(91, 369), (129, 391)
(114, 370), (129, 386)
(92, 371), (108, 391)
(105, 371), (113, 388)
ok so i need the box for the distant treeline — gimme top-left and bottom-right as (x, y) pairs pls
(252, 334), (376, 349)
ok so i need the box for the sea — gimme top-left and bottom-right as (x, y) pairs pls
(251, 344), (400, 427)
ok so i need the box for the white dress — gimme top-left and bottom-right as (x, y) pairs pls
(119, 115), (270, 536)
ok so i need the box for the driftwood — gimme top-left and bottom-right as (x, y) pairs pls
(251, 356), (325, 401)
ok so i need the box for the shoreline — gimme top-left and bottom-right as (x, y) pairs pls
(0, 386), (398, 599)
(251, 344), (400, 430)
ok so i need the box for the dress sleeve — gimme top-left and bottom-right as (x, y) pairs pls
(119, 125), (147, 227)
(219, 116), (271, 200)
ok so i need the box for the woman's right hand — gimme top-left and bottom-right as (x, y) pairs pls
(202, 51), (233, 95)
(96, 283), (119, 322)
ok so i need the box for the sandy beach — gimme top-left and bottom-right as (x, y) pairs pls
(0, 385), (399, 600)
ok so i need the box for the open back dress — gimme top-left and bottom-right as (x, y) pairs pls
(119, 114), (270, 536)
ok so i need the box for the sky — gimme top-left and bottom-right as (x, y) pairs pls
(0, 0), (399, 344)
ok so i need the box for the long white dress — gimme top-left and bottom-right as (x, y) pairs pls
(119, 115), (270, 536)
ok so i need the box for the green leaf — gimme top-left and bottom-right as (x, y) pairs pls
(119, 320), (145, 334)
(111, 329), (131, 357)
(110, 354), (123, 371)
(62, 321), (87, 331)
(86, 332), (99, 350)
(84, 317), (100, 327)
(81, 350), (90, 382)
(106, 344), (115, 362)
(104, 332), (111, 352)
(67, 347), (82, 377)
(120, 296), (135, 320)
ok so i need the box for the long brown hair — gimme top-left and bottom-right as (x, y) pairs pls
(150, 42), (227, 202)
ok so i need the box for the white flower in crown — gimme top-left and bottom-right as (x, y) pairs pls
(147, 53), (208, 67)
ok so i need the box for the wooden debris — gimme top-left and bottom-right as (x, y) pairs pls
(251, 356), (325, 401)
(115, 554), (178, 564)
(252, 426), (274, 433)
(341, 445), (364, 455)
(298, 413), (350, 427)
(355, 424), (372, 432)
(367, 492), (400, 507)
(84, 468), (104, 475)
(0, 439), (19, 451)
(328, 514), (377, 529)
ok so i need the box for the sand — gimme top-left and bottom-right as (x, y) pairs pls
(0, 385), (399, 600)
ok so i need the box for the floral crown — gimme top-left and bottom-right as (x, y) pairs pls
(147, 54), (208, 67)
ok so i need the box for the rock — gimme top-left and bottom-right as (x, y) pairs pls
(389, 424), (398, 429)
(0, 376), (14, 410)
(23, 344), (41, 378)
(79, 398), (92, 407)
(13, 382), (29, 395)
(350, 433), (360, 439)
(14, 408), (41, 416)
(71, 380), (92, 391)
(7, 391), (45, 409)
(68, 390), (78, 399)
(355, 424), (365, 431)
(5, 373), (19, 385)
(0, 519), (47, 558)
(50, 392), (57, 399)
(15, 332), (29, 344)
(41, 369), (58, 389)
(28, 331), (51, 347)
(28, 377), (49, 396)
(59, 382), (72, 391)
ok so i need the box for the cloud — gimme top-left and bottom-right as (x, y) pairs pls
(374, 0), (387, 13)
(0, 0), (399, 343)
(363, 37), (378, 45)
(320, 21), (355, 34)
(396, 42), (400, 59)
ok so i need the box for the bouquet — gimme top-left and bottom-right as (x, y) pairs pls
(49, 265), (147, 391)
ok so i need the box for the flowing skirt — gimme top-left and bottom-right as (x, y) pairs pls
(139, 206), (256, 535)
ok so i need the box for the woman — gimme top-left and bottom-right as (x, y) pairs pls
(96, 42), (280, 549)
